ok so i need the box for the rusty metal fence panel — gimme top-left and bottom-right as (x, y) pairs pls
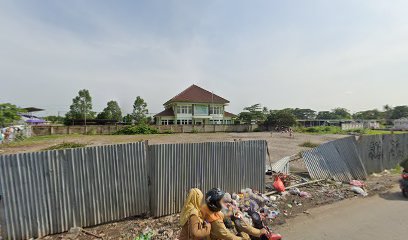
(149, 140), (267, 217)
(0, 142), (149, 240)
(302, 136), (367, 182)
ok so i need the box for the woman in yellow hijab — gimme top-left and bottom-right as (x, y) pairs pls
(179, 188), (211, 240)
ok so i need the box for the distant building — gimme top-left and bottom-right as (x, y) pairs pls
(394, 118), (408, 130)
(297, 119), (353, 128)
(20, 107), (46, 125)
(297, 119), (380, 130)
(154, 85), (237, 125)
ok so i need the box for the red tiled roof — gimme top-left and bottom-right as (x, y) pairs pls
(224, 111), (237, 118)
(154, 108), (175, 117)
(165, 85), (229, 105)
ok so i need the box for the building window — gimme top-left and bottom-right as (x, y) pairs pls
(210, 120), (223, 125)
(194, 105), (208, 115)
(176, 106), (192, 114)
(210, 106), (223, 115)
(161, 120), (174, 125)
(176, 119), (191, 125)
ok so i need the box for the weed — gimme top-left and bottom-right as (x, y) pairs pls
(391, 164), (402, 174)
(162, 129), (174, 134)
(134, 232), (153, 240)
(299, 141), (320, 148)
(295, 126), (344, 134)
(43, 142), (86, 151)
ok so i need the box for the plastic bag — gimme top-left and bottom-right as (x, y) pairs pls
(273, 176), (286, 192)
(350, 186), (368, 197)
(350, 180), (365, 187)
(289, 187), (301, 195)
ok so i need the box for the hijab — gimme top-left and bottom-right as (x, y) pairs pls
(179, 188), (204, 226)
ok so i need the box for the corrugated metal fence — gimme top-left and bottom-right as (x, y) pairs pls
(0, 140), (266, 239)
(270, 155), (295, 175)
(149, 140), (266, 217)
(357, 133), (408, 174)
(0, 142), (150, 240)
(302, 136), (367, 182)
(302, 133), (408, 181)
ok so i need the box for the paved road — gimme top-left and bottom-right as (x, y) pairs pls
(276, 186), (407, 240)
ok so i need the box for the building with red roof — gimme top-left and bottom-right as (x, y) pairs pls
(154, 85), (237, 125)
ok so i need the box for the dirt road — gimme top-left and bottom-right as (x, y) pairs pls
(276, 186), (407, 240)
(0, 132), (344, 162)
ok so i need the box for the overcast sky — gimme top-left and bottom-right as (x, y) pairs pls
(1, 0), (408, 116)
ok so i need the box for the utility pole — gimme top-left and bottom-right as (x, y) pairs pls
(84, 99), (87, 134)
(82, 97), (87, 134)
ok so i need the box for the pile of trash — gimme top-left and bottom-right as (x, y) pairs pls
(46, 171), (397, 240)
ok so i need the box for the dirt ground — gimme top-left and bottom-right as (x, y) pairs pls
(41, 171), (399, 240)
(0, 132), (344, 163)
(276, 183), (407, 240)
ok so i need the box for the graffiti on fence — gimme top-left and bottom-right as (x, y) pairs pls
(368, 141), (382, 161)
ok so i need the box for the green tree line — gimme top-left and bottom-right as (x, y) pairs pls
(238, 104), (408, 128)
(62, 89), (149, 125)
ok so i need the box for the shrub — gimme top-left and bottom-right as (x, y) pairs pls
(299, 141), (320, 148)
(162, 129), (174, 134)
(43, 142), (86, 151)
(86, 129), (97, 135)
(345, 128), (367, 134)
(305, 127), (320, 133)
(253, 127), (262, 132)
(115, 124), (159, 135)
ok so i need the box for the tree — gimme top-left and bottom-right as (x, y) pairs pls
(0, 103), (22, 127)
(353, 109), (382, 120)
(132, 96), (148, 124)
(44, 115), (65, 124)
(264, 109), (297, 128)
(97, 100), (122, 121)
(332, 108), (352, 119)
(391, 105), (408, 119)
(284, 108), (316, 120)
(123, 114), (133, 124)
(238, 104), (266, 124)
(66, 89), (96, 120)
(316, 108), (351, 119)
(316, 111), (336, 119)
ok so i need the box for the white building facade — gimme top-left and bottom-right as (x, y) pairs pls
(155, 85), (236, 125)
(394, 118), (408, 130)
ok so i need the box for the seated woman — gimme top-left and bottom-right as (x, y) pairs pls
(202, 188), (251, 240)
(179, 188), (211, 240)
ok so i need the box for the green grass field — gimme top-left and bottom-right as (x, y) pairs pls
(295, 126), (406, 135)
